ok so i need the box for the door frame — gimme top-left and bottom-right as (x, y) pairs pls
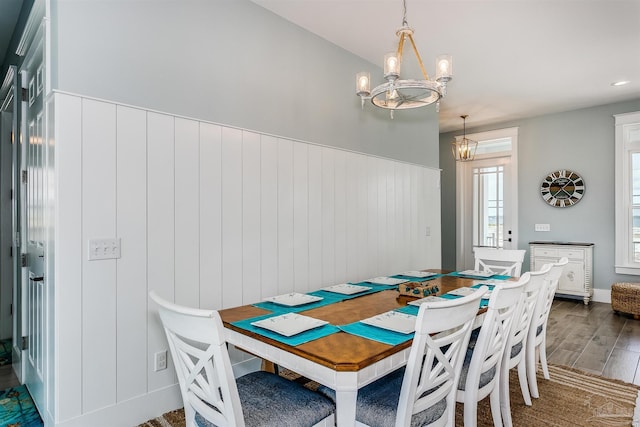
(0, 65), (24, 382)
(455, 127), (519, 270)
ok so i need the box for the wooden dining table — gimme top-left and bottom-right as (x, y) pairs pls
(219, 271), (493, 427)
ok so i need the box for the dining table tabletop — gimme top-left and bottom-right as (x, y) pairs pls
(218, 269), (509, 427)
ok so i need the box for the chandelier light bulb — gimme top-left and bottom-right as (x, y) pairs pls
(435, 54), (453, 81)
(384, 52), (400, 79)
(355, 71), (371, 97)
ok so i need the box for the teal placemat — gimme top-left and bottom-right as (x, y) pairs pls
(339, 321), (414, 346)
(472, 283), (495, 290)
(253, 294), (343, 314)
(308, 285), (381, 302)
(231, 313), (341, 346)
(350, 281), (400, 291)
(440, 292), (489, 308)
(391, 273), (443, 282)
(396, 305), (420, 316)
(447, 271), (511, 280)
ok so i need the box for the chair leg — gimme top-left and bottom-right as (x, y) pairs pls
(539, 335), (550, 380)
(499, 368), (513, 427)
(184, 404), (197, 427)
(527, 346), (540, 399)
(463, 394), (478, 427)
(517, 360), (532, 406)
(490, 386), (503, 427)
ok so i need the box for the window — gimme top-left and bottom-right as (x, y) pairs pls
(473, 165), (504, 247)
(615, 111), (640, 274)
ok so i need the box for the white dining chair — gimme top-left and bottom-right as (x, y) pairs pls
(473, 247), (527, 277)
(526, 257), (569, 399)
(456, 274), (528, 427)
(317, 287), (487, 427)
(499, 266), (550, 427)
(149, 291), (335, 427)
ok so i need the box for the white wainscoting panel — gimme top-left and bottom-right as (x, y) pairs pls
(80, 98), (118, 413)
(198, 123), (222, 310)
(54, 92), (83, 421)
(115, 105), (148, 402)
(174, 118), (200, 308)
(52, 92), (442, 424)
(146, 112), (176, 392)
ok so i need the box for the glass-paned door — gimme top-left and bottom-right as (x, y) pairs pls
(473, 164), (504, 248)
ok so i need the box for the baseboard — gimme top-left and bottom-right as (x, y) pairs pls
(54, 384), (182, 427)
(592, 288), (611, 304)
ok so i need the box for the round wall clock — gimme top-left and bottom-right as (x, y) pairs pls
(540, 170), (585, 208)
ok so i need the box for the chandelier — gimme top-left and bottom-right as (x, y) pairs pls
(452, 115), (477, 161)
(355, 0), (453, 119)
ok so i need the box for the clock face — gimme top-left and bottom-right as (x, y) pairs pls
(540, 170), (585, 208)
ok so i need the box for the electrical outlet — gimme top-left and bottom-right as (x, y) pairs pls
(534, 224), (551, 232)
(154, 350), (167, 371)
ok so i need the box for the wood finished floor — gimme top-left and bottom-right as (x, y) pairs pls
(0, 298), (637, 393)
(547, 297), (640, 385)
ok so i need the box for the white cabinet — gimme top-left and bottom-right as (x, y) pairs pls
(529, 241), (594, 305)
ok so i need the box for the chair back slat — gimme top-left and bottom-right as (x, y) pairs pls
(150, 291), (245, 427)
(396, 286), (487, 427)
(508, 266), (550, 360)
(465, 275), (528, 394)
(531, 257), (568, 334)
(473, 247), (526, 276)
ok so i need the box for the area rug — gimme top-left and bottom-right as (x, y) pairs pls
(139, 364), (639, 427)
(0, 339), (12, 367)
(0, 384), (43, 427)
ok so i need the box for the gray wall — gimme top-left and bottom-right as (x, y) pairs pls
(440, 98), (640, 290)
(51, 0), (440, 167)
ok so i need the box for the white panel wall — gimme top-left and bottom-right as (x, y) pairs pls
(81, 99), (117, 412)
(53, 92), (441, 425)
(115, 105), (148, 402)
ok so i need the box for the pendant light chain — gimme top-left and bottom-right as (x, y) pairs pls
(402, 0), (408, 26)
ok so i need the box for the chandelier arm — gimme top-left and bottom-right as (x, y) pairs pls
(396, 34), (405, 66)
(407, 34), (430, 81)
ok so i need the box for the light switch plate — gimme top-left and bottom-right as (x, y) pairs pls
(88, 238), (121, 260)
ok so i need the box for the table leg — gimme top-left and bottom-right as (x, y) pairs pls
(335, 388), (357, 427)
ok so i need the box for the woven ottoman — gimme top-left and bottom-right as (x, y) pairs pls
(611, 283), (640, 320)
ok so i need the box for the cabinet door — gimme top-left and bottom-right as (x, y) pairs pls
(558, 261), (585, 293)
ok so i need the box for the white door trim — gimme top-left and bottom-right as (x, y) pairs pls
(455, 127), (519, 270)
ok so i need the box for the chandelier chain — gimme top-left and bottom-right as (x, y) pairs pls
(402, 0), (408, 26)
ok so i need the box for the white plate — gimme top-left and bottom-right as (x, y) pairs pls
(251, 313), (329, 337)
(360, 310), (416, 334)
(458, 269), (494, 278)
(400, 270), (438, 278)
(263, 293), (323, 307)
(408, 295), (447, 306)
(447, 287), (477, 297)
(365, 276), (409, 286)
(322, 283), (371, 295)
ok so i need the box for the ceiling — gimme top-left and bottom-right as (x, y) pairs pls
(1, 1), (638, 133)
(252, 0), (640, 132)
